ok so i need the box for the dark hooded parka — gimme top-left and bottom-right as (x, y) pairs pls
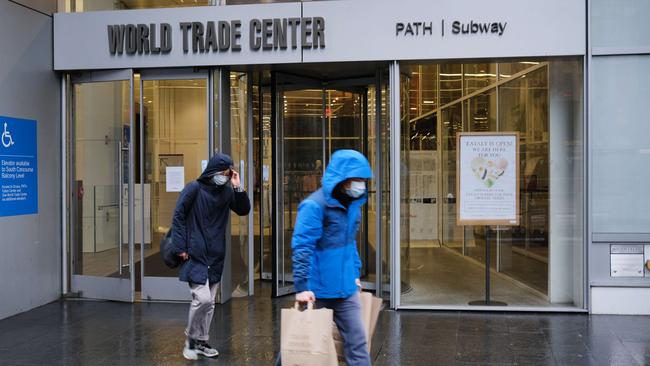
(171, 153), (250, 285)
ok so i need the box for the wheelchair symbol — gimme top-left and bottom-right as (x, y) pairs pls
(2, 122), (15, 148)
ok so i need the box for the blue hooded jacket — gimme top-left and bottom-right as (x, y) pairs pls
(171, 153), (250, 285)
(292, 150), (373, 299)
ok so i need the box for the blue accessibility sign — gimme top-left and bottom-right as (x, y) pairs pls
(0, 116), (38, 217)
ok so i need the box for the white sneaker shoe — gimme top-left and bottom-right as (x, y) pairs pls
(182, 339), (198, 360)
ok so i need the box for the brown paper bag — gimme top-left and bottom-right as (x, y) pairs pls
(281, 302), (338, 366)
(333, 291), (383, 363)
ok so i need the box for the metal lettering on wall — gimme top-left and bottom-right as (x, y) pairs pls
(107, 17), (325, 56)
(395, 20), (507, 37)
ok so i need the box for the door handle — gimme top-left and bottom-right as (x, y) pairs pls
(118, 140), (124, 275)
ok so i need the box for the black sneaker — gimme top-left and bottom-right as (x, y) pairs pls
(194, 340), (219, 358)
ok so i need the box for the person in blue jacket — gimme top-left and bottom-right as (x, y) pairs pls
(293, 149), (373, 366)
(171, 153), (250, 361)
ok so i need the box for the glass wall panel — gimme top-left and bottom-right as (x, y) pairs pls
(439, 64), (462, 106)
(259, 83), (273, 281)
(63, 0), (213, 12)
(142, 78), (208, 279)
(380, 71), (391, 298)
(71, 80), (130, 278)
(229, 72), (250, 296)
(326, 90), (363, 154)
(367, 85), (379, 286)
(465, 89), (497, 268)
(498, 67), (549, 294)
(498, 62), (540, 81)
(441, 103), (463, 252)
(400, 59), (584, 308)
(366, 79), (391, 296)
(62, 0), (354, 10)
(463, 63), (496, 95)
(409, 65), (437, 117)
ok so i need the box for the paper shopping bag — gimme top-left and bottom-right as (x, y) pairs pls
(360, 291), (383, 351)
(333, 292), (384, 363)
(281, 302), (338, 366)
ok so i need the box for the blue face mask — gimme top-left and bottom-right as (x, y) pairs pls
(345, 181), (366, 198)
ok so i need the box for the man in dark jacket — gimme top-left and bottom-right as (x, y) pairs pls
(292, 149), (373, 366)
(171, 153), (250, 360)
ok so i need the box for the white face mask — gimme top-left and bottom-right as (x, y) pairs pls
(212, 174), (230, 186)
(345, 181), (366, 198)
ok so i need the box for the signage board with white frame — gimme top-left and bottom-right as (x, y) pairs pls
(456, 132), (519, 226)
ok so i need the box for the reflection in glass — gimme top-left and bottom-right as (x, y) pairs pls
(143, 79), (208, 278)
(257, 85), (273, 282)
(409, 65), (437, 117)
(465, 90), (497, 268)
(498, 61), (540, 81)
(441, 103), (463, 252)
(229, 72), (250, 297)
(400, 59), (583, 308)
(278, 88), (324, 290)
(498, 67), (549, 293)
(64, 0), (213, 12)
(71, 80), (130, 278)
(463, 63), (496, 95)
(439, 64), (462, 106)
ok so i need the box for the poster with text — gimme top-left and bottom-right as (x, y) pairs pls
(165, 166), (185, 192)
(457, 132), (519, 226)
(0, 116), (38, 217)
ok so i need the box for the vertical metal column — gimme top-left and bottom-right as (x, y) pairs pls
(128, 72), (135, 302)
(247, 73), (255, 295)
(140, 75), (145, 293)
(495, 63), (501, 273)
(389, 61), (401, 308)
(270, 71), (280, 296)
(118, 141), (123, 275)
(209, 70), (215, 156)
(584, 0), (592, 311)
(321, 86), (327, 166)
(374, 70), (383, 297)
(61, 74), (68, 294)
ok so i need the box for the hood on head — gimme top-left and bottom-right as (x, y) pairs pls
(322, 149), (372, 201)
(199, 153), (233, 181)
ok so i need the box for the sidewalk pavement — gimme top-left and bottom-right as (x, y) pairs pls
(0, 289), (649, 365)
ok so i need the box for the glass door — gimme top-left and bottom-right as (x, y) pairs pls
(69, 70), (135, 302)
(273, 73), (323, 296)
(139, 69), (209, 301)
(272, 73), (369, 297)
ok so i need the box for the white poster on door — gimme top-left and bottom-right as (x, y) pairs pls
(457, 132), (519, 226)
(166, 166), (185, 192)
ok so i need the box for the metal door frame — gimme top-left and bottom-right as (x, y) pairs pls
(139, 68), (210, 301)
(68, 69), (136, 302)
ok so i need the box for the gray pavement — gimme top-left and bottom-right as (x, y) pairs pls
(0, 284), (649, 365)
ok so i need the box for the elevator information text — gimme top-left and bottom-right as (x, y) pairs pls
(0, 116), (37, 217)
